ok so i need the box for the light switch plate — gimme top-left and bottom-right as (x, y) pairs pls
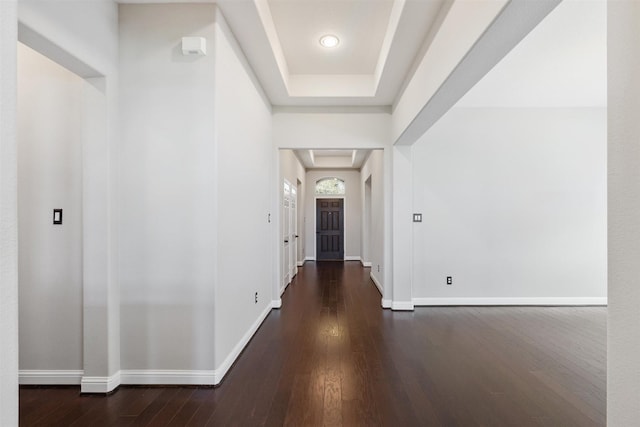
(53, 209), (63, 225)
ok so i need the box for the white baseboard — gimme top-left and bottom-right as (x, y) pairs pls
(297, 260), (304, 267)
(280, 278), (291, 296)
(85, 300), (272, 388)
(361, 260), (372, 267)
(392, 301), (415, 311)
(305, 256), (315, 262)
(272, 299), (282, 309)
(120, 370), (215, 385)
(20, 370), (84, 385)
(344, 256), (361, 261)
(371, 275), (392, 309)
(213, 302), (272, 385)
(370, 272), (383, 296)
(412, 297), (608, 306)
(81, 371), (121, 393)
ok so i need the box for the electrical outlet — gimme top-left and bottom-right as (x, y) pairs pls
(446, 276), (452, 285)
(255, 292), (258, 304)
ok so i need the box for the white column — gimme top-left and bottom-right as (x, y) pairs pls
(391, 145), (413, 310)
(0, 1), (19, 425)
(608, 1), (640, 424)
(80, 77), (120, 393)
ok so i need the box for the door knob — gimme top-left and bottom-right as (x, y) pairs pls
(284, 239), (289, 243)
(295, 235), (299, 238)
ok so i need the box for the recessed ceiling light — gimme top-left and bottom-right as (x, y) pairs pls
(319, 34), (340, 48)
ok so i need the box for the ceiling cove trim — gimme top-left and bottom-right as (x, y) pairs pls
(374, 0), (405, 89)
(255, 0), (291, 92)
(272, 105), (392, 115)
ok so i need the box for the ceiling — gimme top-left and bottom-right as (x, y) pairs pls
(118, 0), (606, 111)
(218, 0), (446, 106)
(268, 0), (394, 75)
(294, 149), (371, 169)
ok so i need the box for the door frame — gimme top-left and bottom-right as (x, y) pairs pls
(15, 32), (117, 391)
(290, 183), (298, 279)
(314, 194), (347, 261)
(283, 179), (291, 289)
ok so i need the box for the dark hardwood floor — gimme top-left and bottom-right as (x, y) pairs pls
(20, 261), (606, 426)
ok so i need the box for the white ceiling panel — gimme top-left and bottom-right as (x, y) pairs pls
(268, 0), (394, 75)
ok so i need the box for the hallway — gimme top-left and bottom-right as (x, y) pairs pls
(20, 262), (606, 426)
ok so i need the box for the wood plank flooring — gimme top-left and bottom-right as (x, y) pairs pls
(20, 261), (606, 426)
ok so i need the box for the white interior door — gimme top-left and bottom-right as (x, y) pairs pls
(283, 180), (291, 287)
(291, 185), (298, 279)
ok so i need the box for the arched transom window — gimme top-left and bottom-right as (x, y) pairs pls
(315, 177), (345, 195)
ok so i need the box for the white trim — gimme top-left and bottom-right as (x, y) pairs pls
(381, 299), (392, 309)
(213, 303), (272, 384)
(297, 260), (304, 267)
(361, 260), (372, 267)
(81, 371), (121, 393)
(272, 105), (391, 114)
(412, 297), (609, 306)
(120, 370), (215, 386)
(392, 301), (415, 311)
(370, 272), (383, 295)
(305, 256), (316, 262)
(280, 279), (290, 296)
(344, 256), (361, 261)
(20, 370), (84, 385)
(272, 299), (282, 309)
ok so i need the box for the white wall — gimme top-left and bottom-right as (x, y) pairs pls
(305, 170), (361, 260)
(212, 9), (273, 376)
(1, 1), (19, 424)
(608, 1), (640, 424)
(118, 4), (217, 372)
(412, 107), (607, 304)
(360, 150), (385, 290)
(273, 111), (390, 150)
(17, 43), (83, 373)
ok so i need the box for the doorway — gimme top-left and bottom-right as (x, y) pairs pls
(17, 42), (85, 383)
(283, 179), (299, 287)
(316, 198), (344, 261)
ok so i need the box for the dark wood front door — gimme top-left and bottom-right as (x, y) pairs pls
(316, 199), (344, 261)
